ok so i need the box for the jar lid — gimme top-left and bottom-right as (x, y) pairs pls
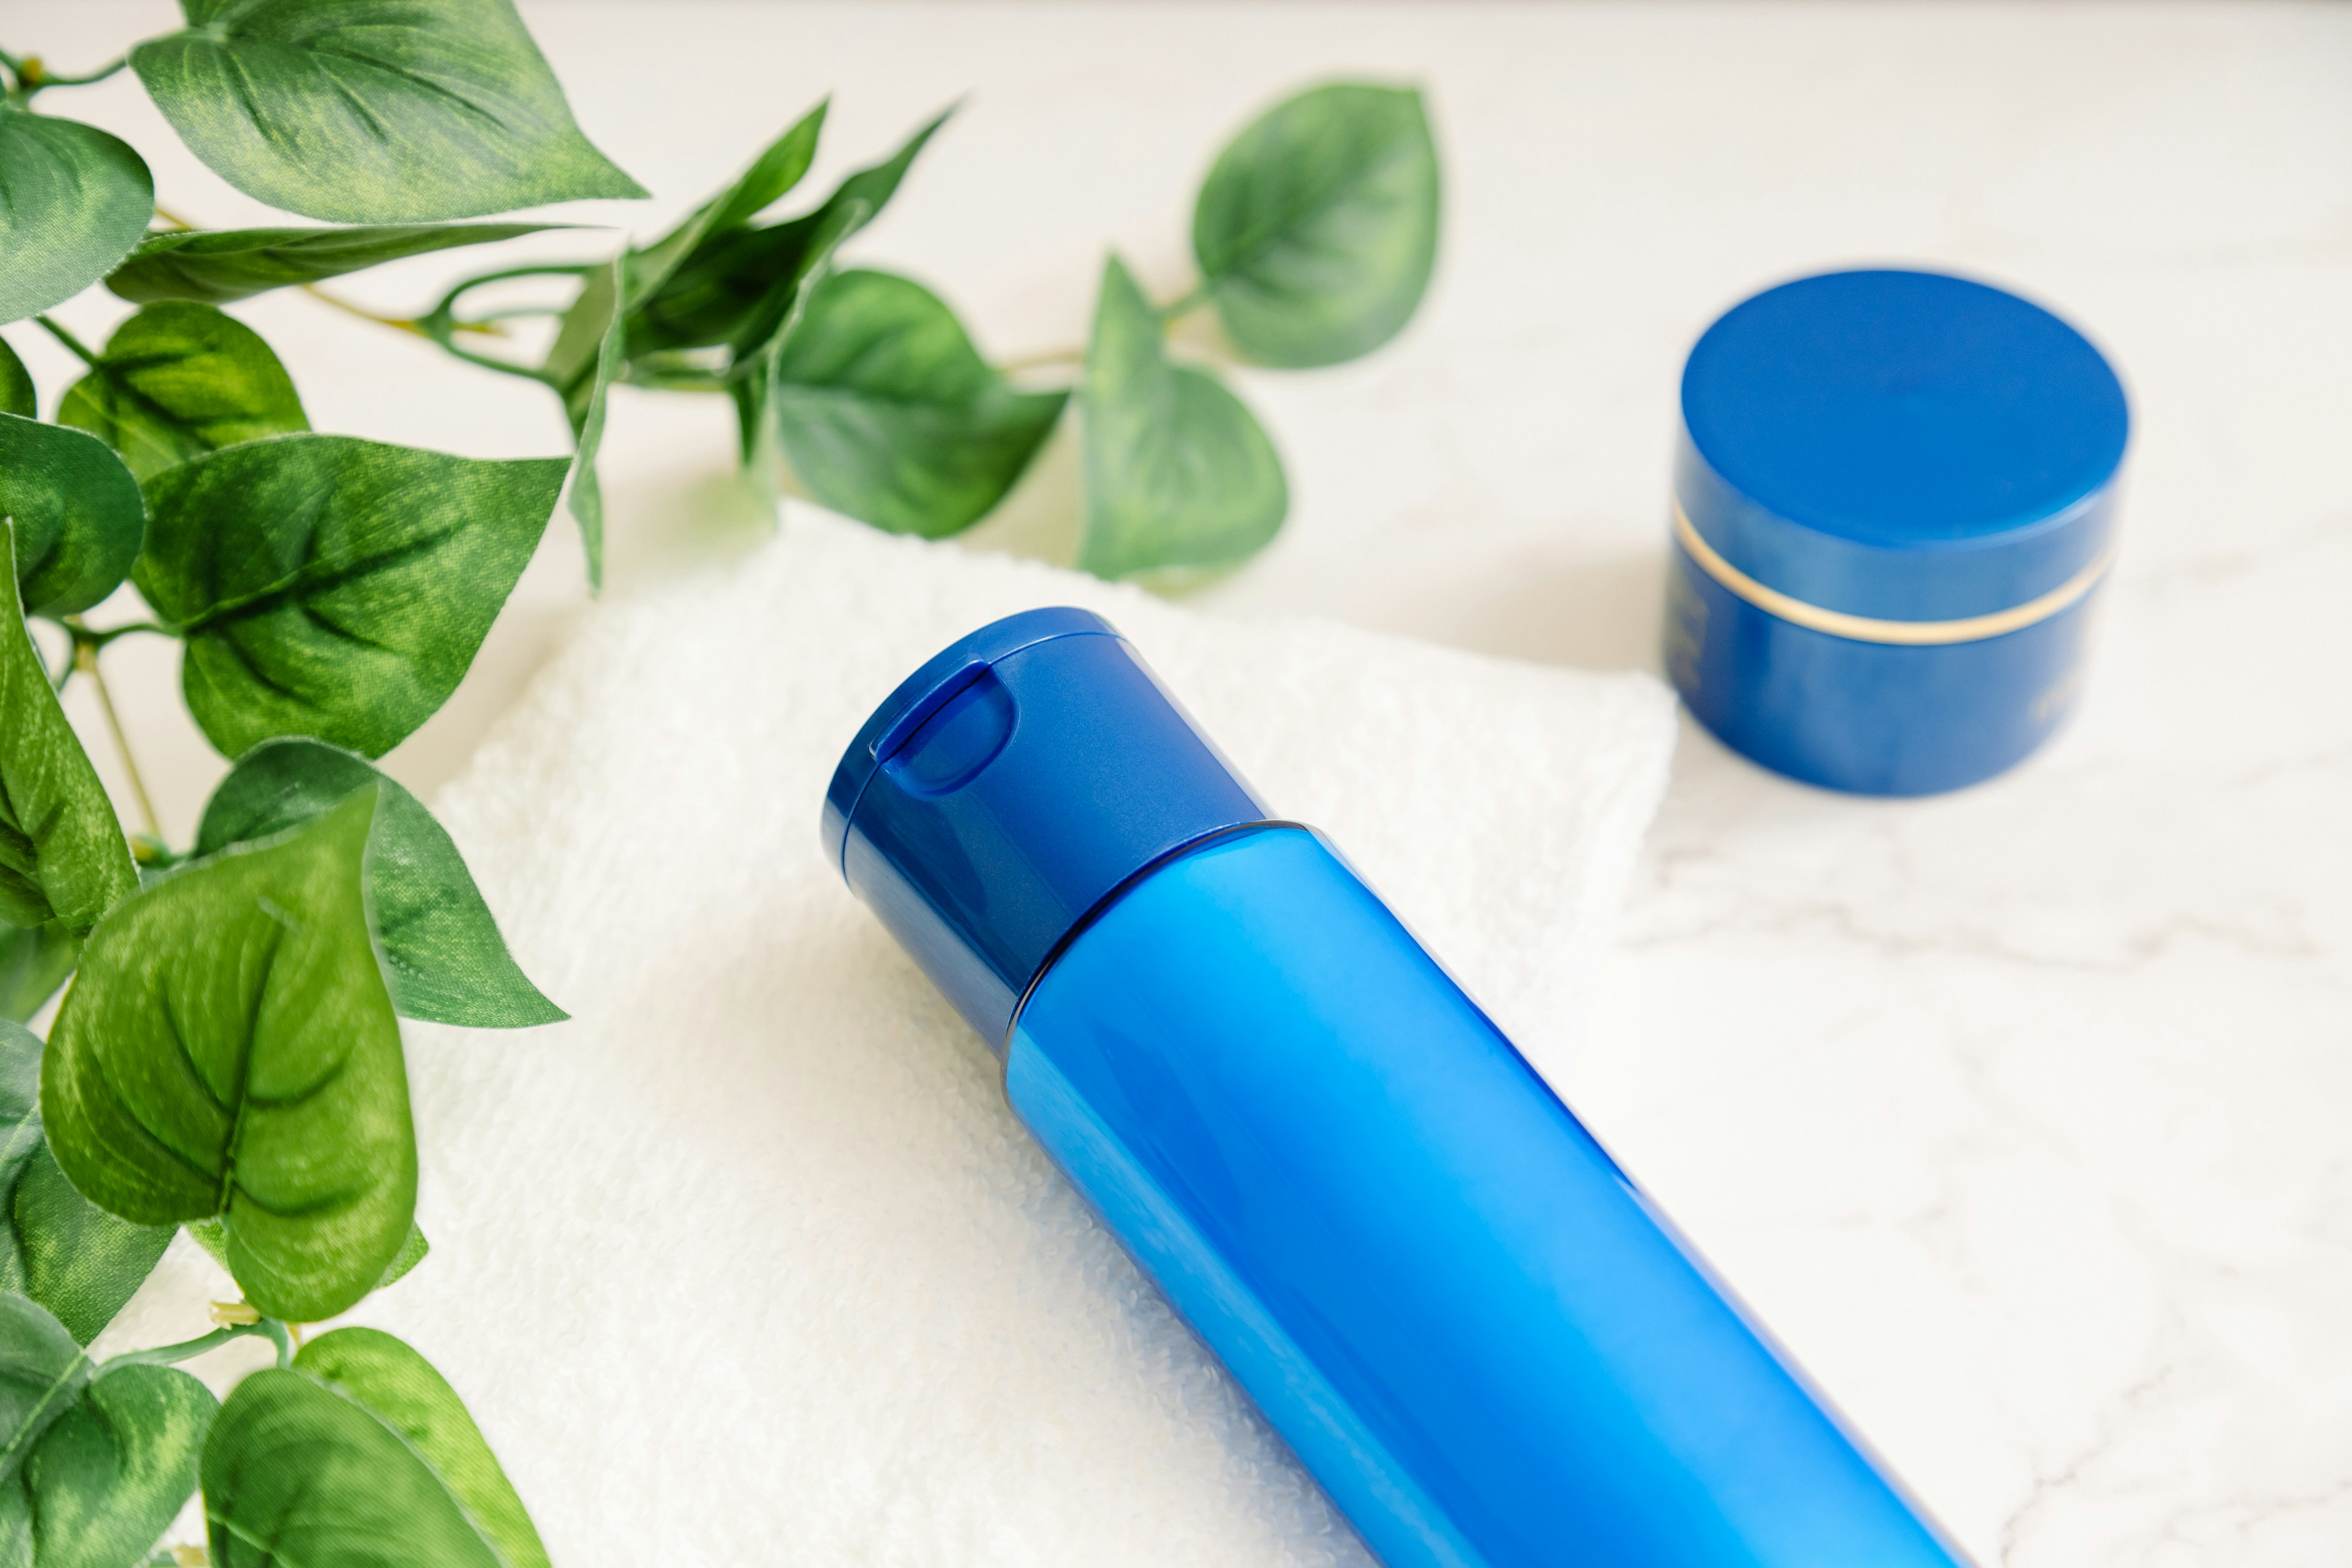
(1677, 269), (2128, 624)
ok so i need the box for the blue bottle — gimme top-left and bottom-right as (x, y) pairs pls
(824, 608), (1972, 1568)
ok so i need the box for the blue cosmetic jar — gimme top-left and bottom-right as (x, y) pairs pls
(1664, 269), (2129, 795)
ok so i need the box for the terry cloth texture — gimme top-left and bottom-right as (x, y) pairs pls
(108, 510), (1678, 1566)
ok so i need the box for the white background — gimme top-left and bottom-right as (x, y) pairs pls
(10, 4), (2351, 1562)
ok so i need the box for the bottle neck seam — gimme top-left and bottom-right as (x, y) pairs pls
(998, 819), (1306, 1062)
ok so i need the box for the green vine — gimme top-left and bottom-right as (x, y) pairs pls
(0, 2), (1439, 1564)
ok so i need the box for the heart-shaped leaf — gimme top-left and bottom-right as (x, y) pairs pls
(0, 1022), (172, 1346)
(197, 737), (563, 1028)
(130, 0), (645, 224)
(771, 269), (1066, 538)
(0, 110), (153, 325)
(107, 222), (560, 307)
(190, 1210), (426, 1294)
(0, 1292), (89, 1483)
(0, 340), (32, 421)
(0, 526), (138, 934)
(0, 927), (75, 1026)
(134, 435), (568, 759)
(0, 1360), (213, 1568)
(56, 303), (309, 483)
(1193, 82), (1439, 368)
(1079, 255), (1286, 580)
(0, 415), (146, 616)
(205, 1328), (549, 1568)
(628, 107), (948, 361)
(41, 790), (415, 1324)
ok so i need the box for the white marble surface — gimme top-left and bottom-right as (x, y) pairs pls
(12, 2), (2351, 1563)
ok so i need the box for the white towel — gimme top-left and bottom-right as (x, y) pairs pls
(105, 510), (1676, 1567)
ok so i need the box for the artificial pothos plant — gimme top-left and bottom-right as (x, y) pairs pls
(0, 3), (1439, 1563)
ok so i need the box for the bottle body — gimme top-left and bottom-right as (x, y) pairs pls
(1009, 824), (1966, 1568)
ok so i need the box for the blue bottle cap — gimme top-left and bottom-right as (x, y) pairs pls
(1677, 268), (2129, 622)
(823, 608), (1269, 1046)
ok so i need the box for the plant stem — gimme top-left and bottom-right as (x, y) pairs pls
(998, 344), (1083, 374)
(97, 1318), (276, 1374)
(1158, 281), (1210, 323)
(1000, 281), (1209, 376)
(69, 631), (163, 844)
(415, 262), (589, 369)
(301, 284), (428, 337)
(81, 619), (175, 646)
(433, 339), (555, 384)
(20, 53), (129, 92)
(153, 206), (495, 339)
(32, 313), (99, 368)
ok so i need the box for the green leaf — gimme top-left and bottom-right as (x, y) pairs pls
(0, 524), (138, 934)
(205, 1328), (549, 1568)
(0, 340), (32, 421)
(726, 108), (948, 364)
(722, 197), (868, 371)
(107, 222), (562, 307)
(0, 1022), (172, 1346)
(723, 208), (865, 495)
(0, 1028), (46, 1199)
(130, 0), (645, 224)
(770, 270), (1065, 538)
(0, 927), (75, 1026)
(371, 1220), (429, 1291)
(536, 102), (836, 477)
(553, 260), (624, 592)
(0, 1292), (88, 1483)
(196, 737), (564, 1028)
(189, 1213), (425, 1293)
(1193, 82), (1440, 369)
(633, 102), (828, 305)
(1079, 255), (1286, 581)
(628, 106), (949, 360)
(134, 435), (568, 760)
(0, 1362), (213, 1568)
(0, 415), (146, 616)
(538, 252), (616, 411)
(731, 365), (774, 484)
(624, 224), (809, 362)
(0, 109), (153, 325)
(56, 303), (309, 484)
(41, 791), (416, 1324)
(4, 1163), (172, 1355)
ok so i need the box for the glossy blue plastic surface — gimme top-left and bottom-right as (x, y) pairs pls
(1664, 534), (2105, 796)
(1670, 270), (2126, 794)
(1010, 826), (1969, 1568)
(828, 608), (1265, 1042)
(1680, 270), (2127, 619)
